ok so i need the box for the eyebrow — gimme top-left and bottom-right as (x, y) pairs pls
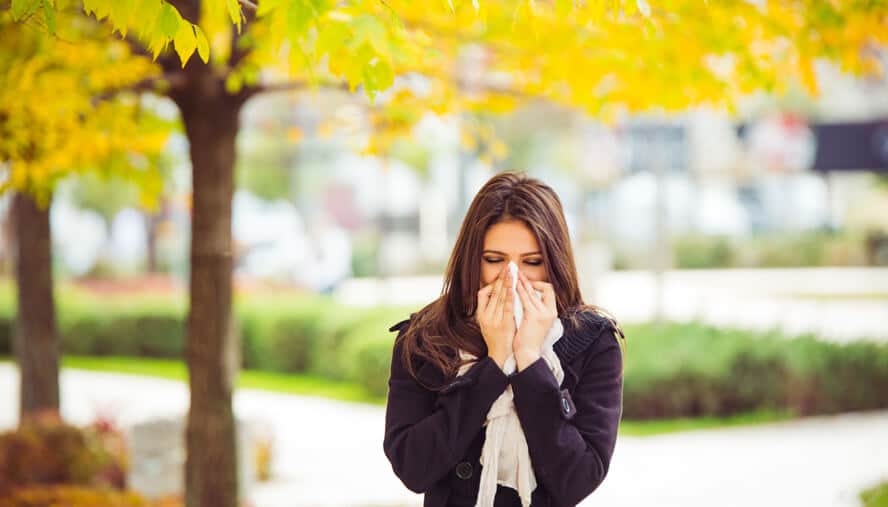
(482, 250), (542, 257)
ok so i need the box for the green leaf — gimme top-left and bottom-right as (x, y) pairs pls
(159, 3), (180, 38)
(194, 25), (210, 63)
(11, 0), (40, 20)
(364, 55), (394, 92)
(287, 0), (315, 36)
(41, 0), (56, 34)
(174, 23), (197, 67)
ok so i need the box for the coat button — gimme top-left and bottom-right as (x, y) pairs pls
(559, 389), (576, 419)
(455, 461), (473, 480)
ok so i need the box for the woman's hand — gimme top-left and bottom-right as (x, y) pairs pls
(476, 264), (515, 369)
(513, 269), (557, 371)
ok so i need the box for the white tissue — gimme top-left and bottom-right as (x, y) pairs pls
(508, 260), (543, 330)
(508, 261), (522, 330)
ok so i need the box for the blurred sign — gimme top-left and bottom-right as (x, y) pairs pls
(810, 120), (888, 172)
(378, 211), (420, 231)
(127, 416), (257, 500)
(619, 122), (688, 173)
(736, 117), (888, 173)
(745, 114), (816, 173)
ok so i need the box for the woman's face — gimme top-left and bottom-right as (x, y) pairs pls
(480, 219), (548, 288)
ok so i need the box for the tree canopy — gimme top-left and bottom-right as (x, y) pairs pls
(1, 4), (173, 208)
(4, 1), (887, 199)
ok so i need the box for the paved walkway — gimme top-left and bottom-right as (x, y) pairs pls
(2, 364), (886, 507)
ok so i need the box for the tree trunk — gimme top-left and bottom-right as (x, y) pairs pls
(177, 86), (242, 507)
(11, 192), (60, 420)
(145, 207), (159, 273)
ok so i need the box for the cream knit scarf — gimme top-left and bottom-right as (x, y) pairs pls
(457, 261), (565, 507)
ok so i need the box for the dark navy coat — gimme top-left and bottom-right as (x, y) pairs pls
(383, 309), (624, 507)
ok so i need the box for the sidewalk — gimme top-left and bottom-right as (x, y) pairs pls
(1, 364), (886, 507)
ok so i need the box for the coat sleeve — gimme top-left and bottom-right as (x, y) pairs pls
(509, 325), (623, 506)
(383, 325), (510, 493)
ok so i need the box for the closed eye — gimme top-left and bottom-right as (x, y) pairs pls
(484, 258), (542, 266)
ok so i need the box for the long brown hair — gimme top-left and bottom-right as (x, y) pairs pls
(396, 170), (619, 389)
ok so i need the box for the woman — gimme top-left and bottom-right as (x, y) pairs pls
(383, 171), (625, 507)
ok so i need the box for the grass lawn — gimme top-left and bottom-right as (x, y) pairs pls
(618, 410), (793, 436)
(862, 480), (888, 507)
(2, 355), (793, 437)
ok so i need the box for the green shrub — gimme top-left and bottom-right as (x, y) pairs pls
(343, 335), (395, 397)
(672, 234), (735, 269)
(668, 231), (868, 270)
(240, 306), (325, 373)
(861, 480), (888, 507)
(620, 322), (888, 419)
(782, 337), (888, 414)
(59, 306), (184, 358)
(307, 305), (385, 380)
(336, 307), (409, 396)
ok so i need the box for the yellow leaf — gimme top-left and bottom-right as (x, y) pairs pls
(799, 56), (819, 96)
(194, 25), (210, 63)
(227, 0), (242, 32)
(174, 23), (197, 67)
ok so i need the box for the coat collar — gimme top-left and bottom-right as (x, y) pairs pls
(552, 310), (615, 389)
(553, 310), (611, 364)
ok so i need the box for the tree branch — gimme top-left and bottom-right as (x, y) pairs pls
(247, 78), (351, 96)
(243, 72), (531, 107)
(90, 72), (187, 104)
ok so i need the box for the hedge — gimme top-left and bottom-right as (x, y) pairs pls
(0, 286), (413, 392)
(621, 323), (888, 419)
(1, 285), (887, 420)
